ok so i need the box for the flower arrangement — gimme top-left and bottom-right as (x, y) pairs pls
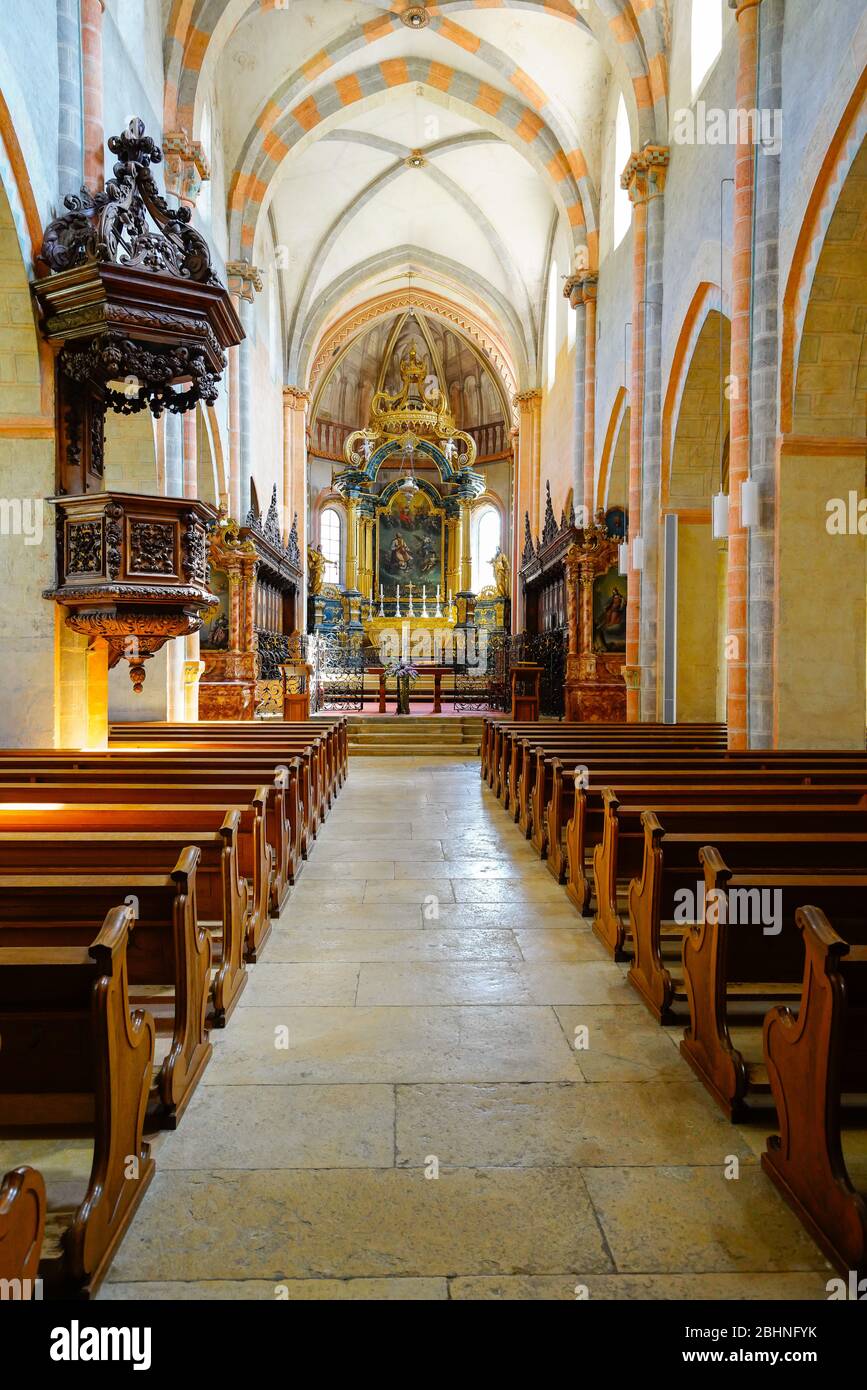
(384, 658), (419, 714)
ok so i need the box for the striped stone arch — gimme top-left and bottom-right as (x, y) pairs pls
(780, 76), (867, 433)
(165, 1), (664, 151)
(229, 57), (592, 260)
(661, 281), (728, 512)
(306, 289), (521, 424)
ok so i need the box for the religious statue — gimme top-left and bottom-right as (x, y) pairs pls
(492, 546), (510, 598)
(307, 544), (326, 595)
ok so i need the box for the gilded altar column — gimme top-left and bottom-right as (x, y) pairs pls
(345, 497), (359, 592)
(459, 503), (472, 595)
(622, 146), (669, 722)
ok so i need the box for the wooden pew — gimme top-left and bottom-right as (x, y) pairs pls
(111, 719), (347, 802)
(0, 906), (155, 1297)
(680, 847), (867, 1119)
(624, 812), (867, 1019)
(0, 811), (248, 1025)
(0, 786), (274, 961)
(762, 906), (867, 1279)
(0, 1166), (45, 1297)
(0, 751), (308, 890)
(527, 746), (867, 855)
(111, 715), (348, 784)
(0, 852), (211, 1127)
(563, 770), (867, 912)
(594, 790), (867, 956)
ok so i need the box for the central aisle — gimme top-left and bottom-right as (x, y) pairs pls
(102, 757), (829, 1300)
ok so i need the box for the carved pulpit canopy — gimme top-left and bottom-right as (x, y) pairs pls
(31, 118), (243, 493)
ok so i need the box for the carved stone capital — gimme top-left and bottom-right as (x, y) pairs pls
(163, 129), (211, 208)
(226, 259), (264, 302)
(284, 384), (311, 412)
(621, 145), (670, 204)
(564, 273), (599, 309)
(512, 389), (543, 414)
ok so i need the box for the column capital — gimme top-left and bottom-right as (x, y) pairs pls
(513, 388), (543, 414)
(226, 259), (264, 301)
(163, 129), (210, 208)
(564, 273), (599, 308)
(730, 0), (764, 16)
(283, 385), (311, 412)
(622, 145), (670, 204)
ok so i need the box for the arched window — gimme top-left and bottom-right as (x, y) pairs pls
(691, 0), (723, 98)
(546, 260), (559, 388)
(320, 507), (342, 586)
(613, 95), (631, 249)
(472, 504), (501, 593)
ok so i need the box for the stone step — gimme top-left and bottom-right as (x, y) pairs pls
(349, 744), (481, 758)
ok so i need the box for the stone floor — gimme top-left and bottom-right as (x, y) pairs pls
(14, 756), (839, 1299)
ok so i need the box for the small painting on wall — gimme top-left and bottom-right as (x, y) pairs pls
(592, 564), (627, 652)
(201, 567), (231, 650)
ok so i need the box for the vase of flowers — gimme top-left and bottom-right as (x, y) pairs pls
(386, 658), (419, 715)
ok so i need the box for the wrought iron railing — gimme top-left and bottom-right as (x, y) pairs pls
(303, 627), (566, 716)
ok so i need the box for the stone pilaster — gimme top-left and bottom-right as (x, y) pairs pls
(564, 272), (599, 524)
(226, 260), (263, 522)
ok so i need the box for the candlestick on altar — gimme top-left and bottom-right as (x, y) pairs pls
(421, 585), (428, 618)
(434, 584), (443, 619)
(401, 620), (410, 663)
(378, 584), (385, 619)
(395, 584), (401, 618)
(408, 583), (415, 617)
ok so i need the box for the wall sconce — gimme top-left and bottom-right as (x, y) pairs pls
(741, 477), (759, 528)
(618, 541), (629, 576)
(712, 490), (729, 539)
(632, 535), (645, 571)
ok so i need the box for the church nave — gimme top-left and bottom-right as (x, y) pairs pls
(68, 756), (832, 1302)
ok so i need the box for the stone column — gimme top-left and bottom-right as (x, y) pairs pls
(622, 146), (669, 721)
(565, 273), (599, 524)
(80, 0), (104, 189)
(282, 389), (309, 538)
(282, 385), (310, 621)
(744, 0), (782, 747)
(56, 0), (83, 194)
(226, 261), (263, 521)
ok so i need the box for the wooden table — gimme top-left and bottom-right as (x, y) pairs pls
(368, 666), (454, 714)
